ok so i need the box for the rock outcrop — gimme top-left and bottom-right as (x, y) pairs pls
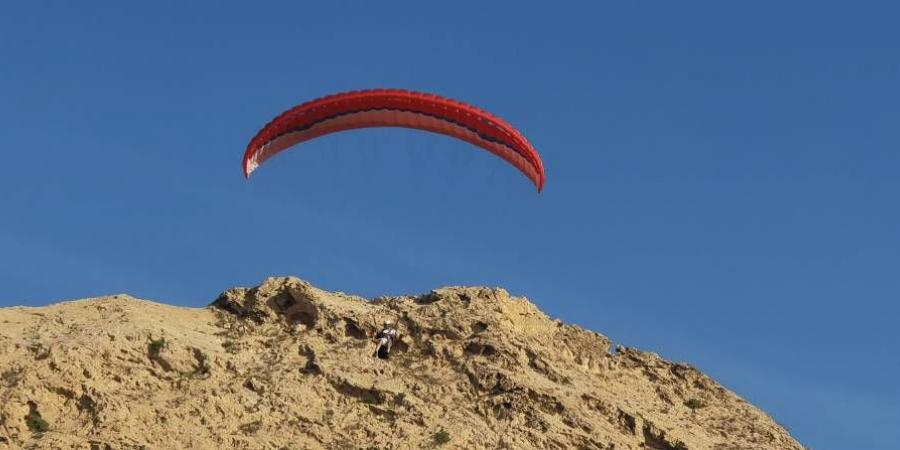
(0, 277), (803, 449)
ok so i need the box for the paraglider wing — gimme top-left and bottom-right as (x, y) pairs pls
(242, 89), (545, 191)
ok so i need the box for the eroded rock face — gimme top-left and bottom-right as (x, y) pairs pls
(0, 277), (804, 449)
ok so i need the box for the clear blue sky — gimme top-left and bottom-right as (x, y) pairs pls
(1, 2), (897, 448)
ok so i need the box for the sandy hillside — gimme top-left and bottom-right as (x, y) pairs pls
(0, 277), (804, 449)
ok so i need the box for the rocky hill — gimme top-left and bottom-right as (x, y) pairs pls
(0, 277), (803, 449)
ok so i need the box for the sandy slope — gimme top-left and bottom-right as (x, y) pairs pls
(0, 277), (804, 449)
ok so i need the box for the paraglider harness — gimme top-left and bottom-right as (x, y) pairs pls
(374, 325), (398, 359)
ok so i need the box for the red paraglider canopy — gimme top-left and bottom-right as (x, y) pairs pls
(242, 89), (545, 191)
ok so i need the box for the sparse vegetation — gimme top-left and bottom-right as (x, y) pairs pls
(239, 420), (262, 435)
(78, 394), (98, 425)
(360, 391), (382, 405)
(148, 337), (167, 358)
(192, 348), (211, 377)
(684, 398), (705, 411)
(1, 367), (23, 387)
(431, 428), (451, 446)
(221, 340), (239, 353)
(25, 402), (49, 433)
(28, 343), (51, 360)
